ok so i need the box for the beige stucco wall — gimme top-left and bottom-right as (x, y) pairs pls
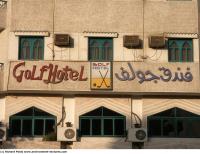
(1, 0), (197, 62)
(0, 97), (5, 122)
(6, 32), (200, 62)
(10, 0), (198, 33)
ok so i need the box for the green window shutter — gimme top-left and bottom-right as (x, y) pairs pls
(168, 39), (193, 62)
(19, 37), (44, 60)
(89, 38), (113, 61)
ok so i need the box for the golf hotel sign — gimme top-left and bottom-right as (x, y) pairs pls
(91, 62), (112, 90)
(8, 61), (197, 92)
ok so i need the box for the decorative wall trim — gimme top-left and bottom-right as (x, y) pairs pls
(14, 31), (50, 37)
(83, 31), (118, 38)
(164, 32), (198, 39)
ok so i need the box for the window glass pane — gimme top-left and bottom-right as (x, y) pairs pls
(82, 107), (102, 116)
(34, 107), (54, 116)
(151, 108), (175, 117)
(11, 119), (21, 136)
(187, 49), (193, 62)
(103, 108), (123, 116)
(22, 119), (32, 136)
(20, 40), (30, 60)
(92, 119), (101, 135)
(33, 40), (43, 60)
(114, 119), (125, 135)
(168, 39), (193, 62)
(176, 108), (199, 117)
(89, 38), (113, 61)
(14, 108), (33, 116)
(80, 119), (90, 135)
(177, 120), (190, 137)
(104, 119), (113, 135)
(34, 119), (44, 135)
(163, 119), (175, 137)
(189, 120), (200, 137)
(175, 48), (179, 62)
(148, 119), (161, 137)
(45, 119), (55, 135)
(19, 37), (44, 60)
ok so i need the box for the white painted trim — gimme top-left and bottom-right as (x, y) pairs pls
(14, 31), (50, 37)
(164, 33), (198, 39)
(83, 31), (118, 38)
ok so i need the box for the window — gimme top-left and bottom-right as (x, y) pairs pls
(148, 107), (200, 138)
(168, 39), (193, 62)
(89, 38), (113, 61)
(19, 37), (44, 60)
(9, 107), (56, 137)
(79, 106), (126, 136)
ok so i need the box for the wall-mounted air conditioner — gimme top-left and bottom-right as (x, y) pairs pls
(149, 36), (165, 48)
(57, 126), (77, 142)
(54, 34), (71, 47)
(123, 35), (141, 49)
(127, 128), (147, 142)
(0, 126), (6, 142)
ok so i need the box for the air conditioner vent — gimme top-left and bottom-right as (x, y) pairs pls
(55, 34), (71, 47)
(123, 35), (140, 49)
(127, 128), (147, 142)
(0, 126), (6, 142)
(57, 127), (77, 142)
(149, 36), (165, 48)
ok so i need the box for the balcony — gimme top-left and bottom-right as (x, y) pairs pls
(3, 60), (199, 95)
(0, 0), (7, 32)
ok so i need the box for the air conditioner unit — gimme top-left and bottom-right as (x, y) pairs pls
(123, 35), (140, 48)
(57, 126), (77, 142)
(149, 36), (165, 48)
(54, 34), (70, 47)
(127, 128), (147, 142)
(0, 126), (6, 142)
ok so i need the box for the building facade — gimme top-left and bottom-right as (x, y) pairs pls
(0, 0), (200, 149)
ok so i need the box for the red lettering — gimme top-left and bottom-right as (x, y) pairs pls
(24, 70), (31, 79)
(79, 66), (88, 81)
(70, 71), (79, 81)
(31, 65), (40, 80)
(13, 62), (88, 84)
(13, 62), (25, 82)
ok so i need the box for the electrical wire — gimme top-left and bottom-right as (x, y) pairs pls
(56, 106), (66, 127)
(131, 112), (142, 128)
(148, 49), (163, 61)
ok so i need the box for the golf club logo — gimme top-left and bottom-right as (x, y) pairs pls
(91, 62), (112, 90)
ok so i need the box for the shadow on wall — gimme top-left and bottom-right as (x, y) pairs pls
(0, 141), (16, 149)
